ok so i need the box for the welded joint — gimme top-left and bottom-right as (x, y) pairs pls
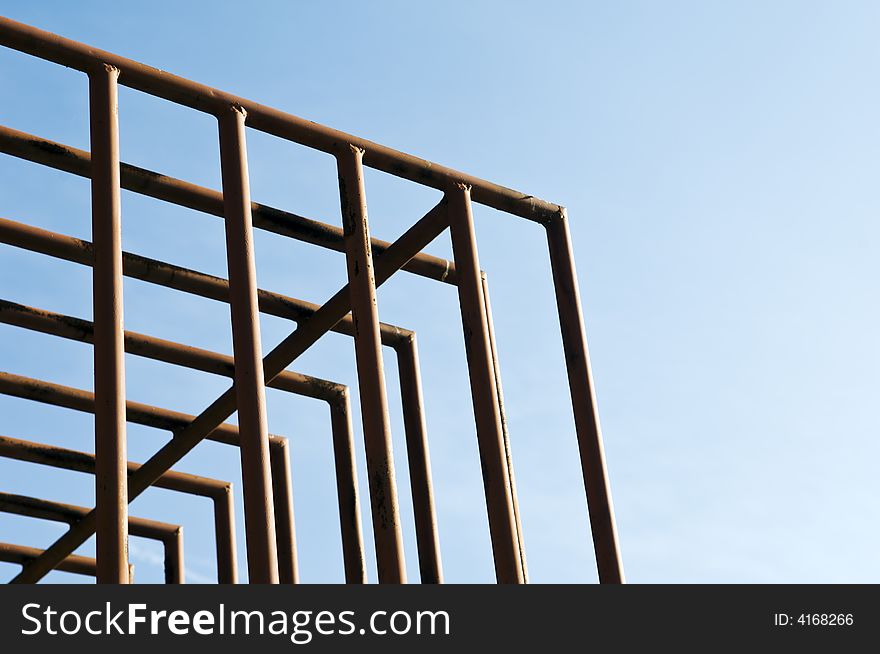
(268, 437), (289, 456)
(388, 329), (415, 354)
(213, 482), (234, 502)
(163, 525), (184, 543)
(220, 103), (248, 121)
(88, 62), (120, 79)
(325, 384), (350, 411)
(343, 143), (366, 157)
(442, 183), (491, 283)
(541, 205), (569, 229)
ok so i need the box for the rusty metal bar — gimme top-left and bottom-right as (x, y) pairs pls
(0, 435), (238, 583)
(167, 526), (184, 585)
(0, 371), (267, 447)
(0, 299), (342, 404)
(0, 492), (184, 583)
(394, 333), (442, 583)
(213, 483), (238, 584)
(0, 125), (455, 284)
(269, 437), (298, 584)
(447, 184), (522, 583)
(0, 542), (133, 580)
(0, 214), (435, 348)
(218, 105), (278, 584)
(329, 390), (367, 583)
(11, 197), (448, 584)
(337, 145), (406, 583)
(481, 272), (528, 582)
(0, 301), (365, 582)
(88, 61), (128, 584)
(0, 373), (293, 499)
(545, 211), (624, 584)
(0, 17), (561, 222)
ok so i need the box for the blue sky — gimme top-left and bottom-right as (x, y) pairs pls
(1, 1), (879, 583)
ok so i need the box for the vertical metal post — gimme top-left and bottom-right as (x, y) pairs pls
(89, 63), (129, 584)
(217, 105), (278, 584)
(270, 439), (299, 584)
(448, 183), (523, 584)
(213, 485), (238, 584)
(481, 272), (528, 583)
(545, 210), (624, 584)
(165, 527), (184, 584)
(336, 145), (406, 584)
(329, 392), (367, 583)
(395, 335), (443, 583)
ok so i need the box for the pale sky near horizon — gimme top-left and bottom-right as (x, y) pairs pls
(1, 1), (879, 583)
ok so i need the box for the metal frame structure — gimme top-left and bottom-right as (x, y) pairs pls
(0, 542), (134, 580)
(0, 16), (623, 584)
(0, 435), (237, 582)
(0, 492), (184, 583)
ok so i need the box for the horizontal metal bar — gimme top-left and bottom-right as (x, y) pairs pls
(0, 541), (131, 579)
(0, 125), (456, 284)
(0, 215), (419, 348)
(0, 16), (561, 223)
(0, 434), (229, 498)
(0, 492), (179, 542)
(0, 299), (345, 403)
(0, 370), (281, 448)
